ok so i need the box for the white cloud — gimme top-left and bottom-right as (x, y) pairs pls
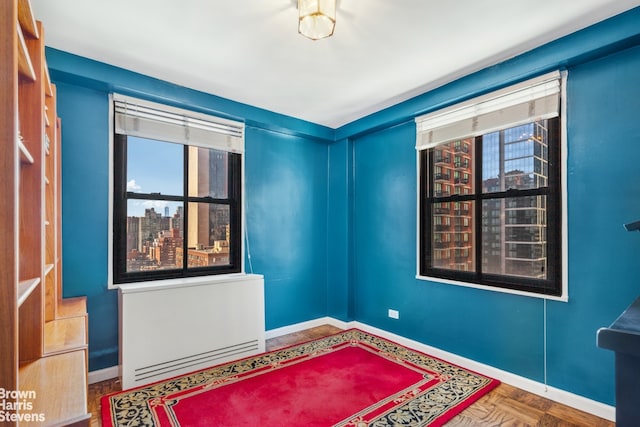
(127, 179), (142, 191)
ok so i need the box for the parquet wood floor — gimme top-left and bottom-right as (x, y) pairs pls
(89, 325), (614, 426)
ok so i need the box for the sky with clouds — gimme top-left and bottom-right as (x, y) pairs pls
(126, 136), (183, 217)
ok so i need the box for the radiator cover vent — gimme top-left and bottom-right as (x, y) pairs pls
(119, 274), (265, 389)
(134, 340), (261, 383)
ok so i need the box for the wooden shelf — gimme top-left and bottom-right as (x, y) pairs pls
(44, 317), (87, 356)
(17, 0), (39, 39)
(5, 3), (90, 425)
(18, 278), (41, 307)
(44, 64), (53, 97)
(44, 263), (54, 276)
(18, 139), (35, 164)
(57, 297), (88, 319)
(17, 25), (35, 82)
(19, 351), (90, 427)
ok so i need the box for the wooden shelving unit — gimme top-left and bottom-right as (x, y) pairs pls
(19, 352), (90, 427)
(17, 278), (41, 307)
(1, 0), (90, 425)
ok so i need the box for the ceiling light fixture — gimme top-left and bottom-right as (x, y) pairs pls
(298, 0), (336, 40)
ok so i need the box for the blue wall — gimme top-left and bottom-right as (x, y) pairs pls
(50, 7), (640, 405)
(51, 55), (334, 371)
(56, 84), (117, 370)
(548, 44), (640, 400)
(327, 139), (354, 320)
(344, 44), (640, 404)
(333, 11), (640, 404)
(244, 126), (329, 327)
(349, 121), (546, 382)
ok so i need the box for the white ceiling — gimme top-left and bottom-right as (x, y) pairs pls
(31, 0), (640, 129)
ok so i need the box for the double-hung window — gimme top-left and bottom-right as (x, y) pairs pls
(112, 95), (244, 284)
(416, 72), (565, 298)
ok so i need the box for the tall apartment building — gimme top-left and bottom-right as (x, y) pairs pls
(432, 121), (549, 279)
(481, 122), (549, 279)
(188, 147), (230, 251)
(432, 138), (474, 272)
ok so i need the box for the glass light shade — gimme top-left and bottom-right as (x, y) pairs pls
(298, 0), (336, 40)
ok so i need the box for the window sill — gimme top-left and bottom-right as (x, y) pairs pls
(415, 274), (568, 302)
(111, 272), (263, 294)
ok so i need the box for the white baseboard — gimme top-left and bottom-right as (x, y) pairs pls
(91, 316), (615, 422)
(265, 317), (615, 422)
(348, 321), (615, 422)
(264, 316), (353, 339)
(88, 366), (120, 385)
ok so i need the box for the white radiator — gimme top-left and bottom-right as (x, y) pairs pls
(118, 274), (265, 389)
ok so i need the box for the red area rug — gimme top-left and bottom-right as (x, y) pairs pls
(102, 329), (499, 426)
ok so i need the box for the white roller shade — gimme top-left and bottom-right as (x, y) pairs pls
(416, 71), (561, 150)
(114, 94), (244, 154)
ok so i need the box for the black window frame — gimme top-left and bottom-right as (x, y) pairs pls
(419, 117), (562, 297)
(113, 133), (242, 284)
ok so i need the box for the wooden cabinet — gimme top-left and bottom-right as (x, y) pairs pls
(1, 0), (90, 425)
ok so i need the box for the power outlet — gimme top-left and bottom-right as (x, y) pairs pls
(388, 309), (399, 319)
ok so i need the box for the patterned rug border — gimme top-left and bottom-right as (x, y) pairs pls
(102, 328), (500, 426)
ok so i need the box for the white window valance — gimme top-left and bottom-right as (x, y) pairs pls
(415, 71), (562, 150)
(114, 94), (244, 154)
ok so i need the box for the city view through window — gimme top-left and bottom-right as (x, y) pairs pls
(430, 121), (550, 280)
(124, 137), (232, 273)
